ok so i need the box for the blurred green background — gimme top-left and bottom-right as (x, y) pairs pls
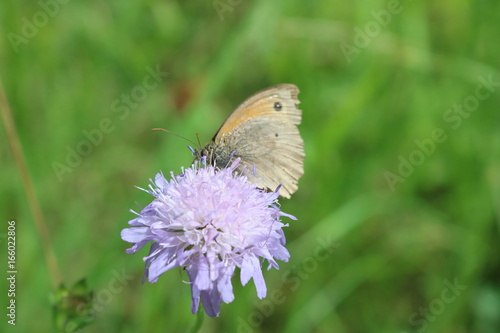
(1, 0), (499, 332)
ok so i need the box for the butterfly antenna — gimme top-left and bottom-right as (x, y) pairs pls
(195, 133), (202, 147)
(152, 128), (198, 146)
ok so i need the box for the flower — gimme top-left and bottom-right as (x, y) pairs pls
(121, 159), (295, 317)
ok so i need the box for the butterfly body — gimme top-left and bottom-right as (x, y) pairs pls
(195, 84), (304, 198)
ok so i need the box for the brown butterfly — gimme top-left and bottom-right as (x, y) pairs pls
(195, 84), (304, 198)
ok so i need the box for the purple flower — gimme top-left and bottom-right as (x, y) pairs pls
(121, 159), (295, 317)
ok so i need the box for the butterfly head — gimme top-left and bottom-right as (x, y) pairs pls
(194, 142), (238, 170)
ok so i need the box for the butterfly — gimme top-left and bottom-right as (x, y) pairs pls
(195, 84), (304, 198)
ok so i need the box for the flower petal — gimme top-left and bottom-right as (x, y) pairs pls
(121, 160), (295, 317)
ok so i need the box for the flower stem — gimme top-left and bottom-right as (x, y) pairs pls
(188, 310), (205, 333)
(0, 78), (61, 288)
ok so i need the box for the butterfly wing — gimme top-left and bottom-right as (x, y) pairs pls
(213, 84), (304, 198)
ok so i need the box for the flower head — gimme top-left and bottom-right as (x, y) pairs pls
(121, 159), (295, 317)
